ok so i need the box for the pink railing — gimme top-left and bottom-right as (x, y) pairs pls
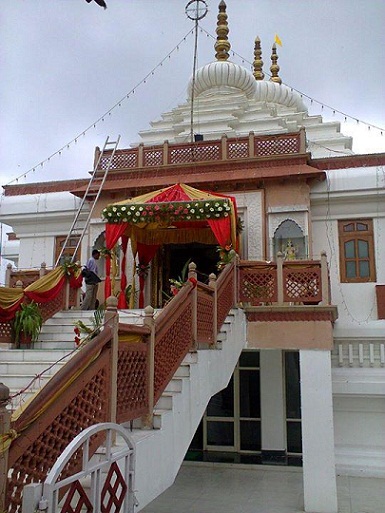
(238, 253), (329, 306)
(4, 262), (237, 513)
(96, 131), (305, 171)
(3, 255), (331, 511)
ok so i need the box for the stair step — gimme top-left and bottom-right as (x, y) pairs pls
(155, 393), (173, 410)
(34, 341), (76, 350)
(5, 373), (53, 389)
(0, 349), (73, 362)
(183, 352), (198, 364)
(0, 360), (67, 375)
(164, 378), (183, 393)
(174, 365), (190, 378)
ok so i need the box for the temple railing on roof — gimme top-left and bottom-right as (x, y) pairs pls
(95, 130), (306, 172)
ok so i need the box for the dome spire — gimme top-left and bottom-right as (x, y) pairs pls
(215, 1), (231, 61)
(253, 36), (264, 81)
(270, 43), (282, 84)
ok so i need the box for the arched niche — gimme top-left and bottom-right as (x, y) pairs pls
(273, 219), (306, 260)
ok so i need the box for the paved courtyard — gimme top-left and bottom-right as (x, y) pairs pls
(142, 462), (385, 513)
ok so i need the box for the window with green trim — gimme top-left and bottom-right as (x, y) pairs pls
(338, 219), (376, 283)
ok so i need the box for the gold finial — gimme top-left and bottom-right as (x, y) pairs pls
(270, 43), (282, 84)
(215, 1), (231, 61)
(253, 36), (264, 80)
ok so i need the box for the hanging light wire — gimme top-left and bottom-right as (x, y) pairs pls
(200, 27), (385, 135)
(4, 27), (194, 187)
(5, 24), (385, 187)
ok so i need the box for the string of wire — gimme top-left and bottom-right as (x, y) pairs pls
(4, 25), (385, 188)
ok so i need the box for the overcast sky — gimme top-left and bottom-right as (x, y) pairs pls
(1, 0), (385, 188)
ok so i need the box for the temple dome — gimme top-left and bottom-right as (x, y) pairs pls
(254, 80), (306, 111)
(188, 60), (256, 100)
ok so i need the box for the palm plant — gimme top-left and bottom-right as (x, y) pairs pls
(13, 301), (43, 347)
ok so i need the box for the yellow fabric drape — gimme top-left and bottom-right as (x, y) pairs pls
(118, 334), (142, 344)
(25, 267), (64, 293)
(0, 287), (24, 310)
(0, 267), (66, 312)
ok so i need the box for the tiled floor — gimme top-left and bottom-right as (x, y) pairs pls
(141, 462), (385, 513)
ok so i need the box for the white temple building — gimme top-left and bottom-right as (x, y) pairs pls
(1, 2), (384, 513)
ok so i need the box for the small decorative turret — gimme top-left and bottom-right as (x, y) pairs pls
(214, 0), (231, 61)
(270, 43), (282, 84)
(253, 36), (264, 80)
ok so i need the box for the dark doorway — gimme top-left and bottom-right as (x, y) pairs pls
(163, 242), (218, 292)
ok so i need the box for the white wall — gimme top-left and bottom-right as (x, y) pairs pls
(311, 165), (385, 325)
(311, 164), (385, 477)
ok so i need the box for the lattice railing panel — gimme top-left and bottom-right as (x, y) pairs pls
(9, 270), (40, 288)
(37, 287), (66, 322)
(217, 266), (235, 329)
(0, 320), (12, 343)
(283, 266), (322, 303)
(169, 143), (221, 164)
(197, 288), (214, 344)
(116, 342), (148, 423)
(239, 268), (278, 305)
(7, 344), (111, 513)
(99, 151), (138, 170)
(154, 301), (193, 402)
(255, 135), (300, 156)
(101, 461), (128, 513)
(144, 149), (163, 167)
(228, 140), (249, 159)
(69, 286), (78, 308)
(60, 479), (93, 513)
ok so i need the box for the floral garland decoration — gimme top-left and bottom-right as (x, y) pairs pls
(217, 244), (237, 271)
(73, 307), (105, 347)
(60, 261), (83, 289)
(102, 199), (232, 224)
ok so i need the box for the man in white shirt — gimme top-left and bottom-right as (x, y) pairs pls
(81, 249), (101, 310)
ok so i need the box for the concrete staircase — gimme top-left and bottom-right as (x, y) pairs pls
(115, 307), (246, 511)
(1, 309), (150, 410)
(2, 307), (246, 512)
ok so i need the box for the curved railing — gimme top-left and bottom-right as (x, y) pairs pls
(4, 262), (237, 513)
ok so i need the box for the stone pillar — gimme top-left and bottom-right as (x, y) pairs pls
(260, 350), (286, 463)
(105, 296), (119, 426)
(188, 262), (198, 350)
(276, 252), (284, 305)
(39, 262), (47, 278)
(142, 306), (155, 429)
(5, 263), (12, 287)
(300, 350), (338, 513)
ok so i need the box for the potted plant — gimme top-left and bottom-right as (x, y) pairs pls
(13, 301), (43, 348)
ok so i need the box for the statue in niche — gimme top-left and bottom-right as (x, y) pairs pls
(284, 239), (297, 260)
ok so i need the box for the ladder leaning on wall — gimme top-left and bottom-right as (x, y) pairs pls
(55, 135), (121, 267)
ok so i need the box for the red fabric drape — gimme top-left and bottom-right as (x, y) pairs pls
(105, 223), (128, 298)
(207, 217), (231, 247)
(25, 276), (66, 303)
(118, 235), (129, 309)
(0, 299), (24, 322)
(69, 273), (83, 289)
(137, 242), (159, 308)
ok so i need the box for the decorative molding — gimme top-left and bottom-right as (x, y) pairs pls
(233, 191), (263, 260)
(269, 212), (308, 238)
(245, 306), (337, 322)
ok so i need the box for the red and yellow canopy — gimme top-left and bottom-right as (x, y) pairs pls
(102, 184), (238, 307)
(102, 183), (237, 248)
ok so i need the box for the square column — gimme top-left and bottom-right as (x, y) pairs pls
(300, 350), (337, 513)
(260, 350), (286, 462)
